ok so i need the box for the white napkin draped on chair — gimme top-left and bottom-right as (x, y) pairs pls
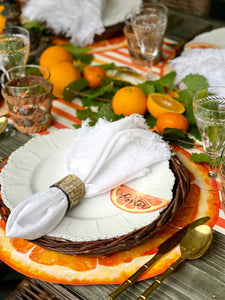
(22, 0), (106, 46)
(5, 115), (171, 240)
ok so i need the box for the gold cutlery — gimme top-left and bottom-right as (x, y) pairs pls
(108, 216), (210, 300)
(0, 116), (7, 135)
(137, 224), (212, 300)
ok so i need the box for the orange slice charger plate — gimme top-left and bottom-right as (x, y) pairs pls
(0, 146), (220, 285)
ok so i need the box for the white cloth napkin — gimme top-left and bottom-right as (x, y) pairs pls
(170, 48), (225, 88)
(22, 0), (106, 46)
(5, 115), (171, 240)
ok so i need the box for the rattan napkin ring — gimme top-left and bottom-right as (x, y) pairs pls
(51, 174), (86, 210)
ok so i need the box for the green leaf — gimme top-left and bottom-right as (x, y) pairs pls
(189, 124), (201, 140)
(100, 63), (118, 70)
(154, 81), (166, 94)
(63, 78), (88, 101)
(23, 20), (45, 36)
(182, 74), (208, 92)
(97, 105), (122, 122)
(101, 77), (132, 88)
(85, 85), (113, 100)
(76, 104), (122, 127)
(145, 113), (156, 128)
(137, 82), (155, 96)
(81, 95), (104, 108)
(62, 45), (90, 53)
(73, 124), (81, 129)
(162, 128), (196, 148)
(162, 128), (186, 139)
(156, 71), (176, 91)
(76, 108), (93, 121)
(62, 44), (93, 64)
(178, 89), (195, 125)
(190, 152), (221, 165)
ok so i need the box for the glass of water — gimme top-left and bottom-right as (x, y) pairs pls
(131, 4), (167, 80)
(193, 86), (225, 182)
(0, 26), (30, 72)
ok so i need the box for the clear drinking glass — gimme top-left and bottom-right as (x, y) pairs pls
(1, 65), (53, 133)
(0, 26), (30, 72)
(0, 26), (30, 134)
(193, 86), (225, 183)
(131, 4), (167, 80)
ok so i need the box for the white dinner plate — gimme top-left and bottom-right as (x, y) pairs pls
(1, 129), (175, 242)
(182, 27), (225, 56)
(102, 0), (141, 27)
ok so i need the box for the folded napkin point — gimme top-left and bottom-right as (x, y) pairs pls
(5, 187), (68, 240)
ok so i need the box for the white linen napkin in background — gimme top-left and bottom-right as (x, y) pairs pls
(170, 48), (225, 88)
(5, 115), (171, 240)
(22, 0), (106, 46)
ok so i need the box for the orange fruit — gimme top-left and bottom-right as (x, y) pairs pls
(112, 86), (147, 116)
(39, 45), (74, 71)
(147, 93), (185, 119)
(0, 7), (6, 33)
(49, 62), (81, 99)
(156, 112), (189, 133)
(111, 184), (170, 213)
(83, 65), (106, 88)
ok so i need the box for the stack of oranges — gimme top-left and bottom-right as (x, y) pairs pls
(40, 46), (107, 99)
(39, 45), (81, 99)
(112, 87), (188, 133)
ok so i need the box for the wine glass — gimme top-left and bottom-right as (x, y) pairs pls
(0, 26), (30, 72)
(131, 4), (167, 81)
(193, 86), (225, 187)
(0, 26), (30, 133)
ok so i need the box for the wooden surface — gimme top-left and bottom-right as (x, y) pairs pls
(25, 230), (225, 300)
(166, 8), (225, 42)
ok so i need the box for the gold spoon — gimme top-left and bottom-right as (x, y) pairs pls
(0, 116), (7, 134)
(137, 224), (212, 300)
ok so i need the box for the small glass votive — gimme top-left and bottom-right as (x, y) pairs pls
(1, 65), (53, 133)
(219, 147), (225, 213)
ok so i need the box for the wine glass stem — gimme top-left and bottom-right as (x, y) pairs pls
(208, 158), (218, 178)
(146, 58), (154, 80)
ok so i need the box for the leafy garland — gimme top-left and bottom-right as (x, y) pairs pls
(22, 20), (218, 165)
(63, 69), (207, 131)
(62, 67), (218, 164)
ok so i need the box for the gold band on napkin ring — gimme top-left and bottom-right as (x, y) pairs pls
(51, 175), (86, 210)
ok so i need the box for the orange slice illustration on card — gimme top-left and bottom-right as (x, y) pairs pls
(111, 184), (170, 213)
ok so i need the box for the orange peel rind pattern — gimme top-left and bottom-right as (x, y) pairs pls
(0, 147), (220, 284)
